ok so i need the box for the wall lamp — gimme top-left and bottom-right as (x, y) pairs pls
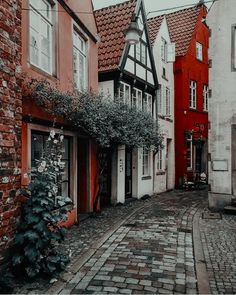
(124, 15), (142, 45)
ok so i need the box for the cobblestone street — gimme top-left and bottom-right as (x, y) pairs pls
(14, 188), (236, 294)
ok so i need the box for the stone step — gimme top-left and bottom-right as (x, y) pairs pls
(224, 206), (236, 214)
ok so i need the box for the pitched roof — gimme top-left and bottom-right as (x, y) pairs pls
(148, 6), (202, 56)
(94, 0), (137, 73)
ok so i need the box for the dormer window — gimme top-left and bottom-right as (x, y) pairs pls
(196, 42), (203, 61)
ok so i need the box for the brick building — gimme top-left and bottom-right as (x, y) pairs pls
(0, 0), (23, 257)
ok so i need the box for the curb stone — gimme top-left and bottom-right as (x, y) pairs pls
(193, 209), (211, 294)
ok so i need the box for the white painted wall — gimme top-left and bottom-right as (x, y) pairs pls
(207, 0), (236, 209)
(152, 16), (175, 193)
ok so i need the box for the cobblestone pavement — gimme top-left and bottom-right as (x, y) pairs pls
(200, 211), (236, 294)
(15, 189), (209, 294)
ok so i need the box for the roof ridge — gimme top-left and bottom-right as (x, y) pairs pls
(94, 0), (136, 13)
(147, 4), (200, 21)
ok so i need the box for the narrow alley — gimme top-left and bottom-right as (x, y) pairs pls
(15, 188), (236, 294)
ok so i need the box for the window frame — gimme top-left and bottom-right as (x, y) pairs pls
(73, 29), (88, 92)
(196, 42), (203, 61)
(143, 93), (152, 114)
(161, 37), (167, 63)
(132, 88), (142, 110)
(157, 149), (163, 171)
(29, 0), (53, 74)
(157, 85), (162, 115)
(165, 87), (171, 116)
(186, 133), (193, 171)
(118, 81), (131, 105)
(142, 147), (150, 177)
(203, 85), (209, 112)
(189, 80), (197, 109)
(232, 24), (236, 71)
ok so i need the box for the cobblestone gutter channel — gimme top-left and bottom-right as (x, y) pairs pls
(16, 190), (208, 294)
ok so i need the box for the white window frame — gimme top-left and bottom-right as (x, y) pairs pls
(196, 42), (203, 61)
(29, 0), (53, 74)
(132, 88), (142, 110)
(142, 147), (150, 176)
(186, 133), (193, 171)
(143, 93), (152, 114)
(73, 30), (88, 92)
(203, 85), (209, 112)
(165, 87), (171, 116)
(190, 80), (197, 109)
(161, 37), (167, 63)
(118, 82), (131, 105)
(157, 149), (163, 171)
(157, 85), (162, 115)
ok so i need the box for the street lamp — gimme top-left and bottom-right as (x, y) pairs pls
(124, 16), (142, 45)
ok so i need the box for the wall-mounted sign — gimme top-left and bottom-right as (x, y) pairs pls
(211, 160), (228, 171)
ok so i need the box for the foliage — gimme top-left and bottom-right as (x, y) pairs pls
(10, 131), (72, 279)
(25, 80), (163, 151)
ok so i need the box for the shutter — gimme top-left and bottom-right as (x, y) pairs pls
(167, 43), (176, 63)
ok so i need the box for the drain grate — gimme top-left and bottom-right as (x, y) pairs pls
(202, 212), (222, 219)
(123, 223), (137, 227)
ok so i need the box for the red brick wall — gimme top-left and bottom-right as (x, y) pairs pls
(0, 0), (22, 259)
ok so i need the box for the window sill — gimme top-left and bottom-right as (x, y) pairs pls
(29, 63), (58, 81)
(156, 171), (165, 176)
(141, 175), (152, 180)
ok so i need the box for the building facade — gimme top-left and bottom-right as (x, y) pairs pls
(0, 0), (22, 258)
(208, 0), (236, 209)
(95, 0), (158, 205)
(164, 5), (209, 187)
(148, 16), (175, 193)
(21, 0), (99, 224)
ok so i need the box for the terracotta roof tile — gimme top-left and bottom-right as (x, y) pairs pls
(95, 0), (137, 73)
(148, 6), (202, 56)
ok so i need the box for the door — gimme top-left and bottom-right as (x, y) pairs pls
(125, 148), (132, 198)
(232, 126), (236, 195)
(99, 149), (112, 207)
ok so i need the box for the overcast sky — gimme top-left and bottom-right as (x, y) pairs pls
(92, 0), (212, 16)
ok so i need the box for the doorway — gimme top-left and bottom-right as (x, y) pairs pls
(125, 148), (132, 198)
(166, 139), (172, 190)
(232, 126), (236, 195)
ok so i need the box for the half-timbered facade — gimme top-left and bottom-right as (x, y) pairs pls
(95, 0), (158, 205)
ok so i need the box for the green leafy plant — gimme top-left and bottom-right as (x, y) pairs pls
(10, 131), (72, 279)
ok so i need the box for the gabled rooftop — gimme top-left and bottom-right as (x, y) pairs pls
(148, 6), (202, 56)
(94, 0), (137, 73)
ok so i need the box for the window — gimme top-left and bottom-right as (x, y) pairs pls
(29, 0), (53, 73)
(73, 30), (87, 91)
(161, 38), (167, 63)
(189, 80), (197, 109)
(143, 93), (152, 114)
(157, 85), (162, 115)
(31, 131), (71, 198)
(186, 133), (193, 170)
(119, 82), (131, 105)
(196, 42), (203, 61)
(203, 85), (209, 111)
(162, 67), (166, 78)
(135, 41), (146, 64)
(157, 150), (163, 171)
(165, 87), (171, 116)
(132, 88), (142, 109)
(142, 148), (150, 176)
(232, 25), (236, 71)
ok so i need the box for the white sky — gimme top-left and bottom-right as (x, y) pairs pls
(92, 0), (212, 17)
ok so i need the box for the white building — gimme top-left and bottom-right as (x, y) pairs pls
(148, 15), (175, 193)
(95, 0), (159, 205)
(207, 0), (236, 209)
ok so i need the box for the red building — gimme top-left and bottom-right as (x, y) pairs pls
(165, 5), (209, 186)
(21, 0), (99, 224)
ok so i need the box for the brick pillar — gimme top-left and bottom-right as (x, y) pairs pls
(0, 0), (22, 259)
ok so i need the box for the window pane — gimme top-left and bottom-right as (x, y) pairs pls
(40, 0), (50, 19)
(30, 28), (39, 65)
